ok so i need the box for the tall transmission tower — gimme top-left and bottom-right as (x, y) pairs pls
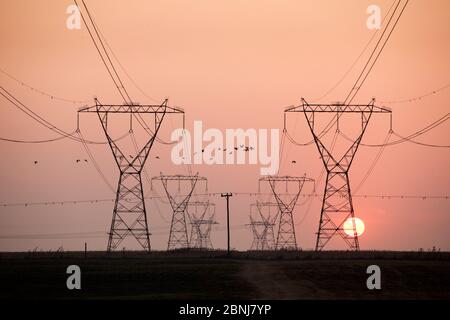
(259, 176), (314, 250)
(187, 201), (217, 249)
(78, 99), (184, 252)
(152, 174), (207, 250)
(285, 98), (391, 251)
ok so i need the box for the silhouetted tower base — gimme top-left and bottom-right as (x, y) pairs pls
(79, 99), (184, 252)
(285, 99), (391, 251)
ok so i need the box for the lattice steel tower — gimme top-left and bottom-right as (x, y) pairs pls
(285, 98), (391, 251)
(259, 176), (314, 250)
(152, 174), (207, 250)
(188, 201), (217, 249)
(248, 201), (278, 250)
(78, 99), (184, 252)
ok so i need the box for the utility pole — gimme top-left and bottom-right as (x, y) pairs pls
(221, 193), (232, 256)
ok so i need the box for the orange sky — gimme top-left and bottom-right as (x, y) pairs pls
(0, 0), (449, 251)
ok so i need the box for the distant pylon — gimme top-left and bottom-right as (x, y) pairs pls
(248, 216), (273, 250)
(285, 99), (392, 251)
(253, 201), (279, 250)
(187, 201), (217, 249)
(78, 99), (184, 252)
(259, 176), (314, 250)
(152, 174), (207, 250)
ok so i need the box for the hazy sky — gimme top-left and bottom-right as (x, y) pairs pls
(0, 0), (449, 251)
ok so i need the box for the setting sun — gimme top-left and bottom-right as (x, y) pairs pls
(343, 217), (365, 237)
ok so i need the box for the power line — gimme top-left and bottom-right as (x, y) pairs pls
(74, 0), (131, 104)
(1, 192), (448, 208)
(0, 86), (129, 145)
(0, 67), (91, 104)
(340, 113), (450, 148)
(344, 0), (409, 105)
(380, 84), (450, 104)
(77, 130), (116, 193)
(0, 132), (75, 144)
(312, 0), (398, 102)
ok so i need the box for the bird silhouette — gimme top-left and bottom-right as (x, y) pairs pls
(34, 160), (38, 165)
(84, 159), (88, 162)
(155, 156), (160, 159)
(291, 160), (296, 164)
(76, 159), (80, 163)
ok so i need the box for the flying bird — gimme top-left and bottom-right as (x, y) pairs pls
(155, 156), (160, 159)
(76, 159), (80, 163)
(34, 160), (38, 165)
(291, 160), (296, 164)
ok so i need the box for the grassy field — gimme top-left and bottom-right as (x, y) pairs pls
(0, 250), (448, 299)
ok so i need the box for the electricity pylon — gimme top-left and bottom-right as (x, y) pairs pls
(285, 98), (391, 251)
(253, 201), (279, 250)
(152, 174), (207, 250)
(187, 201), (217, 249)
(259, 176), (314, 250)
(78, 99), (184, 252)
(248, 201), (279, 250)
(248, 216), (273, 250)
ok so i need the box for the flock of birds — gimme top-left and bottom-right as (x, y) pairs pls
(32, 156), (161, 165)
(32, 145), (299, 164)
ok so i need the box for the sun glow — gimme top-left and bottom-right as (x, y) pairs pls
(343, 217), (365, 237)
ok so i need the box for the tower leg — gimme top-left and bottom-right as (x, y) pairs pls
(107, 172), (150, 252)
(168, 205), (189, 250)
(315, 171), (359, 251)
(275, 207), (297, 250)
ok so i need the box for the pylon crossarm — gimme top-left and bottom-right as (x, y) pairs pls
(187, 201), (211, 221)
(78, 98), (183, 114)
(284, 98), (390, 114)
